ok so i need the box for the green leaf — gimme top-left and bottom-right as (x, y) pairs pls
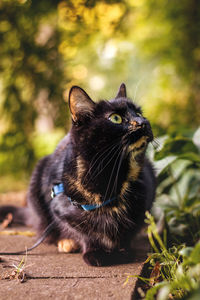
(154, 156), (177, 176)
(183, 287), (200, 300)
(154, 137), (199, 161)
(186, 243), (200, 265)
(145, 282), (168, 300)
(179, 247), (193, 258)
(193, 127), (200, 150)
(178, 153), (200, 163)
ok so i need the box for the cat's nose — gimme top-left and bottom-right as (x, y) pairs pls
(130, 117), (147, 128)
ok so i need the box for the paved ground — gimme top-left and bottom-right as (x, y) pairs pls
(0, 194), (150, 300)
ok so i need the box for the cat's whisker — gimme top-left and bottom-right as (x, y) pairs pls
(89, 143), (121, 178)
(110, 145), (128, 200)
(74, 219), (88, 230)
(114, 145), (129, 194)
(60, 215), (88, 231)
(103, 145), (124, 203)
(151, 138), (160, 149)
(89, 136), (122, 167)
(82, 137), (122, 185)
(104, 133), (131, 201)
(91, 133), (125, 161)
(87, 143), (122, 185)
(133, 77), (144, 103)
(82, 145), (119, 189)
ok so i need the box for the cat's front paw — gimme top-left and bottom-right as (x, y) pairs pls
(83, 249), (134, 266)
(83, 250), (111, 267)
(58, 239), (79, 253)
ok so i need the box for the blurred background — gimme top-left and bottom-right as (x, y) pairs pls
(0, 0), (200, 192)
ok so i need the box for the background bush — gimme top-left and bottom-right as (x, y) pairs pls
(0, 0), (200, 185)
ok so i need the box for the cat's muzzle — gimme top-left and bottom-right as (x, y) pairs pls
(129, 119), (153, 145)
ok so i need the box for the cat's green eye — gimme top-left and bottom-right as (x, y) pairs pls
(109, 113), (122, 124)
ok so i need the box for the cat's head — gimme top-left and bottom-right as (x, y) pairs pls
(68, 83), (153, 159)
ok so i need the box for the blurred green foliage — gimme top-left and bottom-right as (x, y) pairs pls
(0, 0), (66, 177)
(0, 0), (200, 184)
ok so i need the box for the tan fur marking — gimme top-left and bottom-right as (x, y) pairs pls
(128, 156), (141, 180)
(127, 136), (147, 153)
(120, 181), (129, 199)
(65, 174), (101, 204)
(112, 206), (120, 214)
(126, 136), (148, 181)
(58, 239), (79, 253)
(76, 156), (101, 203)
(76, 156), (87, 181)
(111, 204), (127, 214)
(119, 137), (147, 202)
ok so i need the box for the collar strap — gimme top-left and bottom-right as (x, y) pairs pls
(51, 183), (116, 211)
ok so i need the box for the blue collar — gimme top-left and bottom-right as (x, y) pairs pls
(51, 183), (116, 211)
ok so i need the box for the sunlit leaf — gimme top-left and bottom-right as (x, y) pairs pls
(154, 137), (199, 161)
(193, 127), (200, 150)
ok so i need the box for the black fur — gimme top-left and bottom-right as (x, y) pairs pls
(0, 84), (156, 266)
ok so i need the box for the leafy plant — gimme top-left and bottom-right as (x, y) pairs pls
(151, 128), (200, 245)
(130, 128), (200, 299)
(144, 213), (200, 300)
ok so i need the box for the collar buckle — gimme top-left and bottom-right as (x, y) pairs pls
(51, 183), (65, 199)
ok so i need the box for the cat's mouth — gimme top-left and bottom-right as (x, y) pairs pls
(128, 124), (153, 147)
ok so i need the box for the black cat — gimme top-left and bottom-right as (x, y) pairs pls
(0, 84), (156, 266)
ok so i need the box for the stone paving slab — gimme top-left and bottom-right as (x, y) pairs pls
(0, 227), (149, 300)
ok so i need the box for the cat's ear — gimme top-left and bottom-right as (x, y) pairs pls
(68, 86), (95, 122)
(115, 83), (127, 98)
